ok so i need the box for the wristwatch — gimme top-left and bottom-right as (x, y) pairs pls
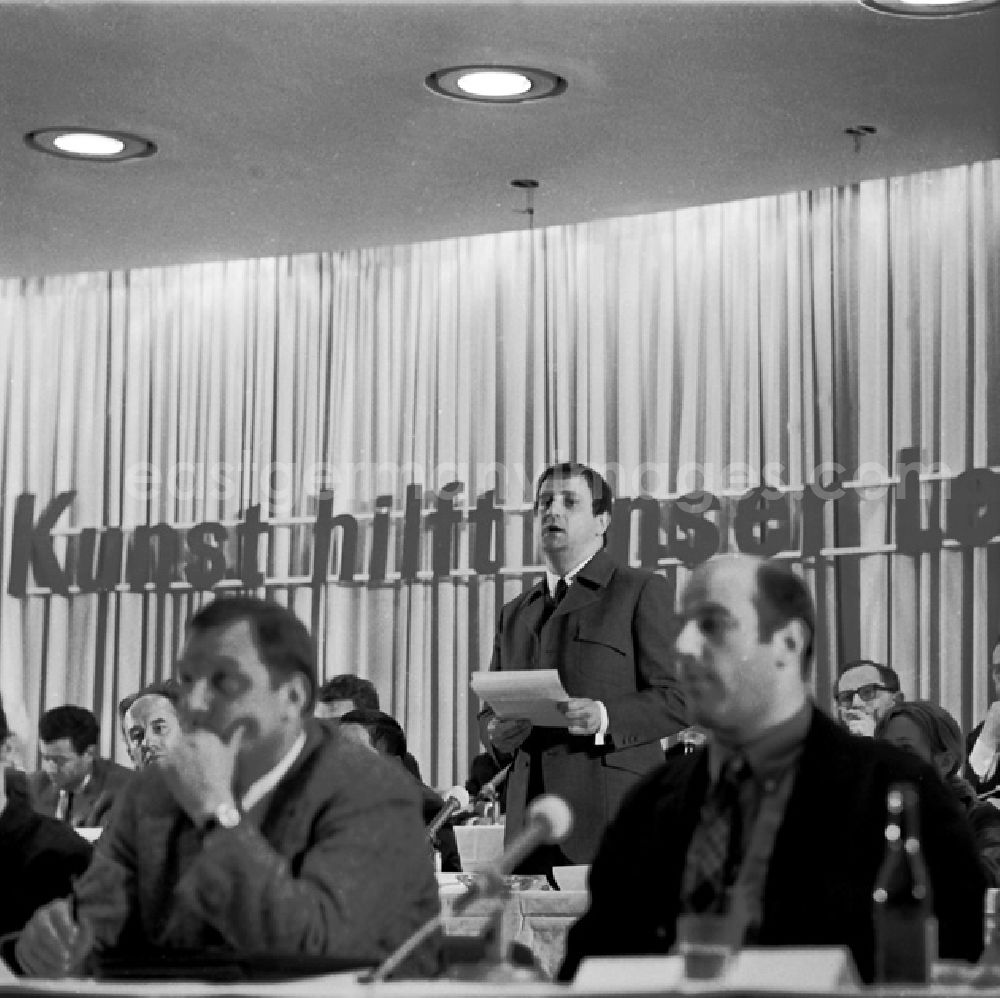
(201, 801), (241, 834)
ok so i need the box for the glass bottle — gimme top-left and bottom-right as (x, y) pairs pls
(873, 781), (938, 983)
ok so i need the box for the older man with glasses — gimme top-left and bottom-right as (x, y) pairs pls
(834, 659), (903, 737)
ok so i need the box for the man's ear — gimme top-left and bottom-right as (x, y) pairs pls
(83, 744), (98, 764)
(892, 690), (904, 708)
(596, 511), (611, 536)
(779, 619), (808, 665)
(282, 673), (310, 716)
(934, 748), (959, 780)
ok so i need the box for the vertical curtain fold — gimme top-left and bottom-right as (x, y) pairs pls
(0, 160), (997, 785)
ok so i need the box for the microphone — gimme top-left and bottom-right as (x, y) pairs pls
(427, 786), (471, 841)
(452, 794), (573, 913)
(476, 763), (511, 802)
(364, 795), (574, 983)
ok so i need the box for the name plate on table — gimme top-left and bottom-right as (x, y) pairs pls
(574, 947), (859, 992)
(727, 947), (860, 990)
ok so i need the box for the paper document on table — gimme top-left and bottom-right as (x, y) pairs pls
(471, 669), (571, 727)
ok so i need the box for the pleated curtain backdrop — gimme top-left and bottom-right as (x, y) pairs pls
(1, 158), (998, 786)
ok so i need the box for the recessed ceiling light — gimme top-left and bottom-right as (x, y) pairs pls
(457, 70), (532, 98)
(860, 0), (1000, 14)
(25, 128), (156, 162)
(426, 65), (566, 103)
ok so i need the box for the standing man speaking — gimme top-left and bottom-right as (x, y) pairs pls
(479, 462), (686, 872)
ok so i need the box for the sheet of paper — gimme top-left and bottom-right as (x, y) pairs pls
(470, 669), (570, 727)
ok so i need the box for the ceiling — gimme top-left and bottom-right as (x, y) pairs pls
(2, 1), (998, 279)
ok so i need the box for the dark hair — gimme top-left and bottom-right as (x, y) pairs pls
(188, 597), (316, 712)
(38, 705), (99, 754)
(753, 560), (816, 677)
(534, 462), (614, 518)
(317, 675), (380, 711)
(338, 708), (407, 759)
(837, 659), (901, 693)
(0, 696), (9, 742)
(875, 700), (963, 777)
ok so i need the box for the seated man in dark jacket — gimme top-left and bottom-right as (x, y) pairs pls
(1, 768), (93, 936)
(13, 597), (440, 979)
(338, 708), (461, 872)
(1, 710), (93, 935)
(561, 555), (985, 984)
(29, 705), (132, 829)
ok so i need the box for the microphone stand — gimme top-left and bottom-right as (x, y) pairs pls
(365, 869), (542, 984)
(441, 873), (542, 983)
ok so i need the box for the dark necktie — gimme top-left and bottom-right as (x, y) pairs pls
(680, 754), (749, 914)
(539, 577), (568, 629)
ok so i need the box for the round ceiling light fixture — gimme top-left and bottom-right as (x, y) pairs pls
(24, 127), (157, 162)
(425, 65), (567, 103)
(859, 0), (1000, 14)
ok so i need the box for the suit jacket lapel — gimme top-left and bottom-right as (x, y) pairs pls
(552, 548), (615, 620)
(523, 581), (549, 637)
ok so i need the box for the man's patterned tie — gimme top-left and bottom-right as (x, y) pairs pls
(680, 754), (749, 913)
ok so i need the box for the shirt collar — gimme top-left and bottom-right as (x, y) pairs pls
(240, 729), (307, 813)
(709, 700), (813, 785)
(545, 552), (597, 598)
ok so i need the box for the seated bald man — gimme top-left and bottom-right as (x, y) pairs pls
(12, 597), (440, 978)
(561, 555), (985, 983)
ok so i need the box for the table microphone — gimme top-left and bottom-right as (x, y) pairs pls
(452, 794), (573, 914)
(427, 786), (471, 841)
(363, 795), (574, 983)
(476, 763), (511, 801)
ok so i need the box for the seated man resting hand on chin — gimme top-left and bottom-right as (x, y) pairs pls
(12, 597), (440, 979)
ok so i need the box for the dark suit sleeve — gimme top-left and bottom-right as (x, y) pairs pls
(601, 572), (687, 746)
(917, 765), (987, 963)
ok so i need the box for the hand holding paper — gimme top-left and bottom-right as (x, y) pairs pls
(471, 669), (571, 728)
(561, 697), (602, 736)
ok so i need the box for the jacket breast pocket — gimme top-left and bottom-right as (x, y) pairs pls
(570, 624), (631, 694)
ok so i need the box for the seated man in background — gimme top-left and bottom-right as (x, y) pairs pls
(29, 705), (132, 829)
(316, 674), (423, 780)
(314, 674), (379, 719)
(1, 755), (93, 936)
(338, 707), (461, 872)
(118, 680), (182, 769)
(13, 596), (440, 978)
(561, 555), (985, 983)
(965, 636), (1000, 798)
(834, 659), (903, 736)
(877, 699), (1000, 886)
(1, 707), (22, 769)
